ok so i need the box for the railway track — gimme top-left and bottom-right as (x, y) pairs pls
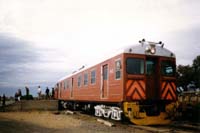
(130, 123), (199, 133)
(61, 110), (200, 133)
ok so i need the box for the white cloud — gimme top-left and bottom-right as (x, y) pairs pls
(0, 0), (200, 96)
(0, 0), (199, 64)
(1, 0), (198, 42)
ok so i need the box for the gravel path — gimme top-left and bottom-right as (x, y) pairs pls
(0, 111), (149, 133)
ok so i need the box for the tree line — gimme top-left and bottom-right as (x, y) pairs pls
(176, 55), (200, 91)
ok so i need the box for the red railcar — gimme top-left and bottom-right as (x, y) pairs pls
(55, 39), (178, 125)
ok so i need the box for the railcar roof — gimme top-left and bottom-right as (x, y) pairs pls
(123, 44), (175, 58)
(58, 43), (175, 82)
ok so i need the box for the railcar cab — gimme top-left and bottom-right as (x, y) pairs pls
(145, 57), (176, 101)
(123, 39), (177, 125)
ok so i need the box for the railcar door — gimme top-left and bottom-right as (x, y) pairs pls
(70, 78), (74, 98)
(58, 83), (61, 99)
(146, 57), (159, 100)
(101, 64), (108, 98)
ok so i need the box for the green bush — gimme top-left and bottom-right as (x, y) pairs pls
(21, 95), (33, 100)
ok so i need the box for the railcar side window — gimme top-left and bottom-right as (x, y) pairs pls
(60, 82), (62, 89)
(161, 60), (175, 76)
(91, 70), (96, 84)
(115, 60), (121, 79)
(78, 75), (82, 87)
(64, 80), (67, 89)
(126, 58), (144, 74)
(66, 80), (69, 89)
(84, 73), (88, 85)
(69, 79), (72, 89)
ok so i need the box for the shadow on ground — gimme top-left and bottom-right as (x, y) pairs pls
(0, 117), (72, 133)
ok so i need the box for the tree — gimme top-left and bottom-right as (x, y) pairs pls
(176, 55), (200, 90)
(176, 65), (194, 90)
(192, 55), (200, 88)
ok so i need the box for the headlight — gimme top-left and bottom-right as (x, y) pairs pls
(145, 45), (156, 54)
(150, 47), (156, 54)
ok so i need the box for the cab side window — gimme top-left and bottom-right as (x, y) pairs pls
(115, 60), (121, 79)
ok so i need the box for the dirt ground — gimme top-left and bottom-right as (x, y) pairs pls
(0, 111), (149, 133)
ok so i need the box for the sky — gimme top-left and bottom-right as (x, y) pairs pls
(0, 0), (200, 97)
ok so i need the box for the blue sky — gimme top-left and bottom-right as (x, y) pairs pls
(0, 0), (200, 96)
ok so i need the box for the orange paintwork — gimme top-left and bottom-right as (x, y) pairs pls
(161, 81), (176, 100)
(57, 54), (124, 103)
(125, 79), (146, 100)
(57, 53), (177, 103)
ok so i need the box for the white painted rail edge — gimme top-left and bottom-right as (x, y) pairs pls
(64, 110), (74, 115)
(97, 119), (115, 127)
